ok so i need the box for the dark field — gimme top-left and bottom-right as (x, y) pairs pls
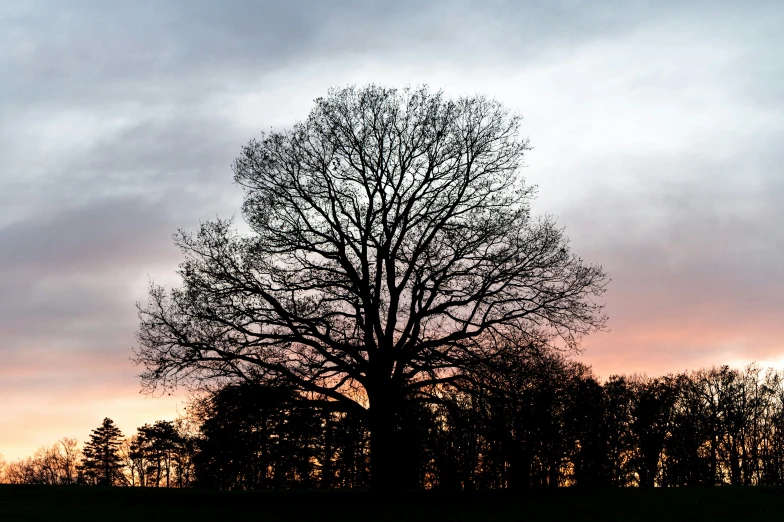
(1, 485), (783, 521)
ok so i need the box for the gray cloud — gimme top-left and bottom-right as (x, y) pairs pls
(0, 196), (177, 353)
(1, 0), (719, 111)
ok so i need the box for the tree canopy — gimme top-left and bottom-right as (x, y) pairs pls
(134, 85), (609, 487)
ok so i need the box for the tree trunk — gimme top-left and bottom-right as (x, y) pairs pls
(368, 392), (401, 490)
(508, 444), (531, 490)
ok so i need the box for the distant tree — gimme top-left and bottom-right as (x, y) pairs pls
(628, 376), (677, 487)
(661, 373), (710, 485)
(125, 420), (194, 488)
(3, 438), (80, 485)
(760, 369), (784, 485)
(602, 376), (635, 485)
(80, 418), (125, 486)
(166, 419), (198, 488)
(134, 84), (609, 488)
(194, 382), (290, 490)
(194, 382), (328, 489)
(120, 438), (142, 486)
(41, 437), (80, 485)
(564, 370), (609, 486)
(130, 421), (184, 487)
(4, 458), (35, 484)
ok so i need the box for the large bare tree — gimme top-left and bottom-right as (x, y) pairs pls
(134, 85), (608, 488)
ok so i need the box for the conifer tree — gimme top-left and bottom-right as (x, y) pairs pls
(80, 418), (125, 486)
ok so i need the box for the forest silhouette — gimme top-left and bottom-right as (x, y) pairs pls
(6, 361), (784, 489)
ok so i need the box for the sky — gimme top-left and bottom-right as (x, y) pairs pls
(1, 0), (783, 461)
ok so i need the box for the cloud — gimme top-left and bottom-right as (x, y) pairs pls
(566, 153), (784, 377)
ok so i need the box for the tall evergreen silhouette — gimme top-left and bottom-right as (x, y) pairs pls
(79, 418), (124, 486)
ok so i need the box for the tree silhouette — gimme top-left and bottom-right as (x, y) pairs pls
(134, 85), (609, 488)
(629, 376), (676, 487)
(194, 382), (341, 489)
(0, 438), (79, 485)
(79, 418), (124, 486)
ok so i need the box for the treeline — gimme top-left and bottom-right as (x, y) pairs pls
(5, 358), (784, 489)
(1, 419), (196, 487)
(187, 358), (784, 489)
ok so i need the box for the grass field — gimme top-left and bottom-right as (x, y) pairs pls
(2, 484), (783, 521)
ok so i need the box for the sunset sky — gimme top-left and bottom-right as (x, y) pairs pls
(1, 0), (783, 461)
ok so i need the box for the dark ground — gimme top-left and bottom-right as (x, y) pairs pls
(1, 484), (782, 521)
